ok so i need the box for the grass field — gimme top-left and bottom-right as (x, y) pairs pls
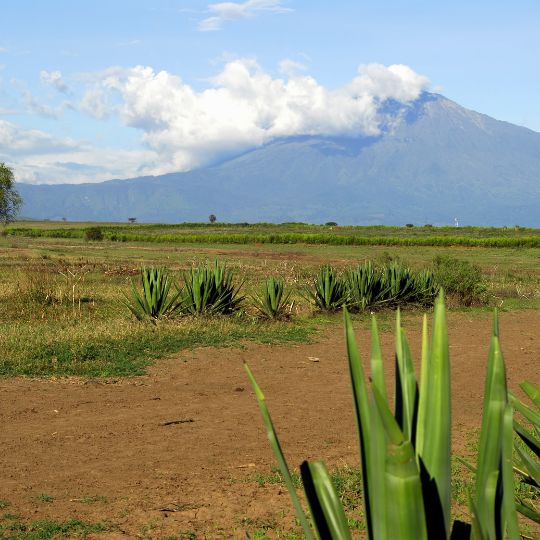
(1, 222), (539, 378)
(7, 221), (540, 247)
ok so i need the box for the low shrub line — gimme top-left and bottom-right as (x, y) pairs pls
(6, 227), (540, 247)
(127, 258), (482, 322)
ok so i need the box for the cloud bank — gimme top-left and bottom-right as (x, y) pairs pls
(81, 60), (429, 175)
(6, 61), (429, 183)
(0, 120), (155, 184)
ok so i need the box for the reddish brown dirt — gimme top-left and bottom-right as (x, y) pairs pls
(1, 310), (539, 539)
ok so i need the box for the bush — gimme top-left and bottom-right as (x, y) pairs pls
(252, 278), (291, 319)
(345, 262), (386, 311)
(345, 261), (439, 312)
(179, 261), (244, 315)
(306, 266), (348, 312)
(432, 255), (485, 305)
(123, 267), (182, 321)
(84, 227), (103, 241)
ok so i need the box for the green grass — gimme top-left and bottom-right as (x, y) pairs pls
(0, 317), (318, 377)
(8, 221), (540, 238)
(0, 518), (112, 539)
(253, 465), (364, 533)
(8, 224), (540, 248)
(0, 225), (538, 379)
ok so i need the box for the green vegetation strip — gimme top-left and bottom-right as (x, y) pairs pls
(0, 319), (315, 378)
(0, 518), (111, 539)
(7, 227), (540, 248)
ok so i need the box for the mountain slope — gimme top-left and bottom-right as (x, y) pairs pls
(18, 93), (540, 226)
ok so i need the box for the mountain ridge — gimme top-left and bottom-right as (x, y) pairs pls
(17, 93), (540, 226)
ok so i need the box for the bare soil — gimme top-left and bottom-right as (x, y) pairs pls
(1, 310), (539, 539)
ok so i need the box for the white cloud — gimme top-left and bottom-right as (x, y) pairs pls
(0, 47), (8, 53)
(278, 58), (307, 77)
(198, 0), (291, 31)
(0, 120), (77, 154)
(81, 60), (429, 175)
(3, 61), (429, 184)
(22, 88), (65, 118)
(0, 120), (156, 184)
(80, 87), (112, 120)
(40, 70), (69, 94)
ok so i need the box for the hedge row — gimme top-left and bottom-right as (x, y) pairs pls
(6, 227), (540, 248)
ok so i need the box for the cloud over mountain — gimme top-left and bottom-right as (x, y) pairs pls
(3, 60), (429, 184)
(80, 60), (429, 175)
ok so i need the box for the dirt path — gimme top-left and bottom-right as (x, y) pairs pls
(1, 310), (539, 538)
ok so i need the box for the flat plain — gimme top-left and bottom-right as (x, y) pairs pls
(0, 223), (539, 538)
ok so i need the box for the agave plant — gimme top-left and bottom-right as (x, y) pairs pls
(345, 261), (386, 312)
(245, 292), (520, 539)
(509, 380), (540, 524)
(124, 267), (182, 321)
(180, 261), (244, 315)
(252, 277), (292, 319)
(307, 265), (348, 312)
(413, 268), (440, 306)
(379, 262), (419, 306)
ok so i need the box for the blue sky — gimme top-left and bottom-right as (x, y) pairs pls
(1, 0), (539, 183)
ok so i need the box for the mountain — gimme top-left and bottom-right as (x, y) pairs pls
(17, 93), (540, 226)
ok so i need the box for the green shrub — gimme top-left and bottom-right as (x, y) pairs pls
(84, 227), (103, 241)
(124, 267), (182, 321)
(345, 262), (387, 312)
(346, 262), (438, 312)
(379, 261), (419, 306)
(246, 294), (521, 539)
(179, 261), (244, 315)
(306, 265), (348, 312)
(413, 268), (440, 306)
(432, 255), (485, 305)
(252, 278), (291, 319)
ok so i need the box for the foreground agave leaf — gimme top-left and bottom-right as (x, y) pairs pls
(246, 292), (520, 540)
(300, 461), (351, 539)
(510, 380), (540, 525)
(244, 364), (314, 539)
(419, 291), (451, 536)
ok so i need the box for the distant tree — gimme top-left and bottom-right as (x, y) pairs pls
(128, 217), (137, 224)
(84, 227), (104, 241)
(405, 223), (414, 228)
(62, 217), (67, 222)
(325, 221), (338, 227)
(0, 163), (22, 224)
(209, 214), (217, 224)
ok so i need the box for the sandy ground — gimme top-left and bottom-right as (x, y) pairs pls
(1, 309), (539, 538)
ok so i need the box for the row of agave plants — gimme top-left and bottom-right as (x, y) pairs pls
(246, 293), (540, 539)
(124, 261), (440, 321)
